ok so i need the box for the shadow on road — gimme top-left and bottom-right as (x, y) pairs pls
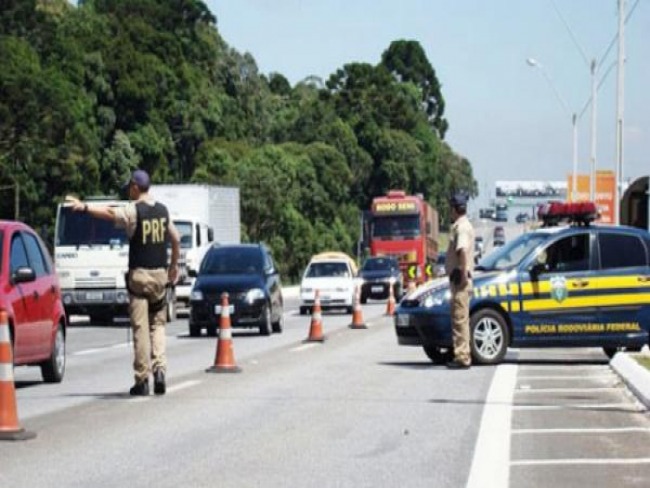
(377, 361), (441, 370)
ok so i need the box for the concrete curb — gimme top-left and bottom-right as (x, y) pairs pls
(610, 351), (650, 409)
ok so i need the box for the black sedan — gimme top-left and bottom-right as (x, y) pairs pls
(359, 256), (403, 303)
(188, 244), (284, 337)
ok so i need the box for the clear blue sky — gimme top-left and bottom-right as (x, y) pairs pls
(209, 0), (649, 207)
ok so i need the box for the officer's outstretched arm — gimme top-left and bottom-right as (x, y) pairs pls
(65, 195), (116, 221)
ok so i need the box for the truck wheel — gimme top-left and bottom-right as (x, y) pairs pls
(360, 294), (368, 304)
(259, 304), (272, 336)
(41, 323), (66, 383)
(470, 309), (509, 365)
(423, 346), (453, 364)
(299, 306), (308, 316)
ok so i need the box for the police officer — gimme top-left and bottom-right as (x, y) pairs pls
(445, 192), (475, 369)
(67, 169), (180, 395)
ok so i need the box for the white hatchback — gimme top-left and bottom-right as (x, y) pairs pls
(299, 256), (358, 315)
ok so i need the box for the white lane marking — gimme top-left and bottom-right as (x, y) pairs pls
(512, 427), (650, 435)
(512, 458), (650, 466)
(290, 343), (319, 353)
(73, 343), (129, 356)
(515, 387), (621, 393)
(466, 364), (518, 488)
(167, 380), (201, 394)
(517, 375), (616, 380)
(513, 403), (643, 411)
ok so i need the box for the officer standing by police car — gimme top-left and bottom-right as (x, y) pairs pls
(67, 169), (180, 395)
(445, 192), (475, 369)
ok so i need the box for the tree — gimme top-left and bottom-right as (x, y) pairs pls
(381, 40), (448, 138)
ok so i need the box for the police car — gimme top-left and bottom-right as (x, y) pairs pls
(394, 202), (650, 364)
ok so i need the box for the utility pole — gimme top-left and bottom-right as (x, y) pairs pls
(614, 0), (626, 225)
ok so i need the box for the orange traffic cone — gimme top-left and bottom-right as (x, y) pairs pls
(349, 285), (367, 329)
(0, 311), (36, 441)
(385, 283), (396, 316)
(206, 293), (241, 373)
(305, 290), (325, 342)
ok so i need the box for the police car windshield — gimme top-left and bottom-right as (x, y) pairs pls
(477, 233), (549, 271)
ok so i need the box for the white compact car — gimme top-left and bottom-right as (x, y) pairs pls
(299, 252), (359, 315)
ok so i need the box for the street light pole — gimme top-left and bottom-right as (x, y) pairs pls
(589, 58), (597, 202)
(526, 58), (578, 201)
(614, 0), (626, 225)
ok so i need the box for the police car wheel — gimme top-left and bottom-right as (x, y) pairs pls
(470, 309), (509, 365)
(423, 346), (453, 364)
(603, 346), (641, 359)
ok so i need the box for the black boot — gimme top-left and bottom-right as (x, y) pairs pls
(153, 369), (166, 395)
(129, 380), (149, 396)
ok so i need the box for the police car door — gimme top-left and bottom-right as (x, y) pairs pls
(518, 231), (600, 346)
(595, 230), (650, 345)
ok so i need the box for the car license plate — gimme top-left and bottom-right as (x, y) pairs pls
(85, 291), (103, 301)
(395, 314), (410, 327)
(214, 304), (235, 315)
(320, 295), (331, 301)
(371, 285), (384, 293)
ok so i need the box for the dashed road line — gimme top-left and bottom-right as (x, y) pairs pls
(515, 387), (621, 393)
(513, 402), (643, 411)
(290, 343), (320, 353)
(512, 427), (650, 434)
(167, 380), (201, 394)
(516, 374), (616, 380)
(511, 458), (650, 466)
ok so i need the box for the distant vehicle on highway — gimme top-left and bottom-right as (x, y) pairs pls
(358, 256), (402, 303)
(516, 212), (530, 224)
(493, 226), (506, 247)
(479, 208), (495, 220)
(495, 203), (508, 222)
(188, 244), (284, 337)
(2, 220), (66, 382)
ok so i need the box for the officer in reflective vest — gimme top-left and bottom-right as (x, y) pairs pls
(67, 169), (180, 395)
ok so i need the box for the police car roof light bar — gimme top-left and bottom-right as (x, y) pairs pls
(537, 201), (599, 227)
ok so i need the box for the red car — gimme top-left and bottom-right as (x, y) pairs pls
(1, 220), (66, 382)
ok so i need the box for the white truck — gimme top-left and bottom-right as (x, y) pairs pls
(54, 185), (240, 323)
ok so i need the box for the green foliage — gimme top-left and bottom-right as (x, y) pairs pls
(0, 1), (476, 280)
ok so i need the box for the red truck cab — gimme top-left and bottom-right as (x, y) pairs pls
(369, 191), (439, 284)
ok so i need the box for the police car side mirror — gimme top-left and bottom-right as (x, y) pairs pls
(188, 268), (198, 278)
(530, 262), (548, 278)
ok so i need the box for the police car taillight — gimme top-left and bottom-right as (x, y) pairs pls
(537, 201), (599, 226)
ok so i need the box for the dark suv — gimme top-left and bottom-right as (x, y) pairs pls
(188, 244), (283, 337)
(359, 256), (402, 303)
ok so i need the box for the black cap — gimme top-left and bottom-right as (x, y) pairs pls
(121, 169), (150, 193)
(450, 192), (468, 208)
